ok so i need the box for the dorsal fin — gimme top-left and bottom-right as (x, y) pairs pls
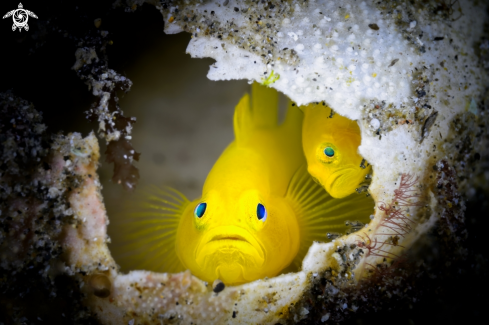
(281, 100), (303, 135)
(251, 82), (279, 128)
(233, 92), (252, 143)
(286, 165), (375, 269)
(234, 83), (281, 143)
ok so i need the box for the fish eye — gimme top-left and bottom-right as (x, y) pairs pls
(194, 203), (207, 218)
(324, 147), (335, 157)
(317, 143), (339, 164)
(256, 203), (267, 222)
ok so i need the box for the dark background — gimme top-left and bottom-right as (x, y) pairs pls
(1, 0), (488, 324)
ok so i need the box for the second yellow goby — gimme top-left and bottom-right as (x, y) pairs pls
(301, 104), (372, 199)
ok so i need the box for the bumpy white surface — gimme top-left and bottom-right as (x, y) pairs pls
(188, 2), (417, 120)
(164, 0), (485, 120)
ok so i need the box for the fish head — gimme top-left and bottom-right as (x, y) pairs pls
(175, 188), (300, 285)
(302, 104), (371, 198)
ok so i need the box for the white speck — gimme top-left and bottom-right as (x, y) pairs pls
(128, 320), (134, 325)
(410, 21), (416, 29)
(288, 32), (298, 41)
(295, 44), (305, 52)
(321, 313), (330, 322)
(370, 118), (380, 129)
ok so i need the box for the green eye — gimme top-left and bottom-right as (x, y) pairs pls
(317, 143), (339, 165)
(324, 147), (335, 157)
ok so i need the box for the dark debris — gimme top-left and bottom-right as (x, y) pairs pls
(0, 92), (99, 325)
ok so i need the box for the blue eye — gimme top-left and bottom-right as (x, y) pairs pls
(324, 147), (335, 157)
(194, 203), (207, 218)
(257, 203), (267, 222)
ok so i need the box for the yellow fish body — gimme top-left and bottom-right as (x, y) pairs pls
(176, 83), (304, 284)
(301, 104), (372, 199)
(117, 85), (374, 285)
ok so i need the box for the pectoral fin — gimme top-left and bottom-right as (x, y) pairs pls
(286, 165), (375, 268)
(114, 186), (189, 273)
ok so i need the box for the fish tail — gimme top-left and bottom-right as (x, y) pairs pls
(113, 186), (189, 273)
(251, 82), (279, 128)
(286, 165), (374, 269)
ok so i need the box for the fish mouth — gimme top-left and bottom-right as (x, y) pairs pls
(195, 226), (265, 266)
(210, 234), (249, 242)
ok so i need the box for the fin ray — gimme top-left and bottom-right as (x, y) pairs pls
(286, 165), (374, 269)
(114, 186), (188, 274)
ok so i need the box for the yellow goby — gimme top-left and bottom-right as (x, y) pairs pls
(301, 104), (372, 198)
(176, 83), (304, 285)
(118, 84), (374, 286)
